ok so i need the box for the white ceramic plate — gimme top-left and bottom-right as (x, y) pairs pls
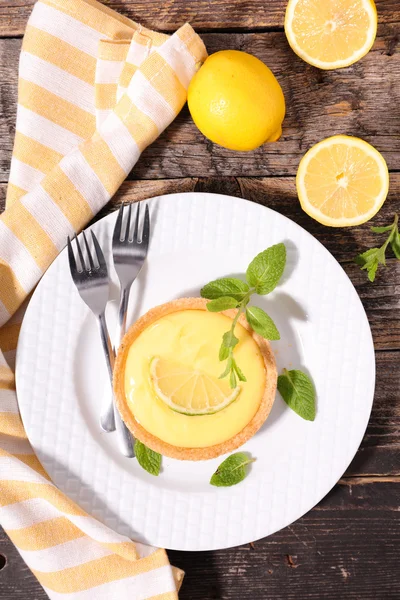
(16, 192), (375, 551)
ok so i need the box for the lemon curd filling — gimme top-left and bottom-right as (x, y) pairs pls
(124, 310), (266, 448)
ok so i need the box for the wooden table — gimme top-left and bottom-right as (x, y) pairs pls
(1, 1), (399, 598)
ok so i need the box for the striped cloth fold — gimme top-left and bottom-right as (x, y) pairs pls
(0, 0), (207, 597)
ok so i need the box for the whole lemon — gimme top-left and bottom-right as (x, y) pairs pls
(188, 50), (285, 152)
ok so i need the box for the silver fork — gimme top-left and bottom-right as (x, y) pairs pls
(67, 231), (134, 458)
(100, 202), (150, 429)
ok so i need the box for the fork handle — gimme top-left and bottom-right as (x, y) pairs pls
(114, 404), (135, 457)
(116, 286), (130, 349)
(99, 312), (135, 457)
(114, 285), (136, 457)
(98, 313), (116, 433)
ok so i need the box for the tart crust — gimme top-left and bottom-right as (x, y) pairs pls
(113, 298), (277, 461)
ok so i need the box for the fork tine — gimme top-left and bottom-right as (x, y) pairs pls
(133, 202), (140, 242)
(67, 236), (77, 274)
(91, 231), (107, 271)
(82, 230), (95, 271)
(74, 234), (86, 272)
(125, 203), (132, 242)
(141, 204), (150, 247)
(113, 203), (124, 246)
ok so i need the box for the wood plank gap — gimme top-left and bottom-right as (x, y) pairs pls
(0, 172), (399, 184)
(339, 476), (400, 484)
(375, 348), (400, 353)
(188, 26), (285, 34)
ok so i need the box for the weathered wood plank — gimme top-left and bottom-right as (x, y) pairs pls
(1, 29), (399, 180)
(0, 0), (399, 37)
(346, 351), (400, 476)
(1, 480), (399, 599)
(0, 528), (45, 600)
(0, 37), (19, 184)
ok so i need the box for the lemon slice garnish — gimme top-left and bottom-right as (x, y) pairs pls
(150, 357), (241, 416)
(296, 135), (389, 227)
(285, 0), (377, 70)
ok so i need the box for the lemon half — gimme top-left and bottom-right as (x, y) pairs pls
(150, 357), (241, 416)
(296, 135), (389, 227)
(285, 0), (378, 70)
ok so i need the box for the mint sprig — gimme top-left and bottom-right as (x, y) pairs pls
(201, 243), (286, 388)
(134, 440), (162, 476)
(277, 368), (316, 421)
(355, 213), (400, 282)
(210, 452), (256, 487)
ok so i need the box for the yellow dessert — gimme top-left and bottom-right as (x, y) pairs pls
(114, 298), (277, 460)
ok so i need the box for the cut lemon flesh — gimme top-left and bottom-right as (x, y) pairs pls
(150, 357), (241, 416)
(285, 0), (378, 70)
(296, 135), (389, 227)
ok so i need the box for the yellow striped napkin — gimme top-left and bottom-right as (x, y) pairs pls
(0, 0), (207, 597)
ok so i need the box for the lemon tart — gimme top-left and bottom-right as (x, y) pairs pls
(114, 298), (277, 460)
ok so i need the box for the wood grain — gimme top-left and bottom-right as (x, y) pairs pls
(347, 351), (400, 476)
(1, 29), (399, 180)
(0, 0), (399, 36)
(1, 479), (399, 599)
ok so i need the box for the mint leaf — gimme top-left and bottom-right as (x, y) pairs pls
(355, 247), (386, 282)
(355, 247), (386, 266)
(134, 440), (161, 476)
(222, 330), (239, 349)
(219, 357), (232, 378)
(219, 341), (230, 361)
(206, 296), (239, 312)
(246, 243), (286, 295)
(201, 278), (250, 301)
(371, 225), (393, 233)
(210, 452), (255, 487)
(366, 260), (379, 283)
(356, 214), (399, 282)
(232, 358), (247, 382)
(278, 369), (316, 421)
(246, 306), (280, 340)
(230, 369), (237, 389)
(390, 230), (400, 259)
(219, 328), (243, 385)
